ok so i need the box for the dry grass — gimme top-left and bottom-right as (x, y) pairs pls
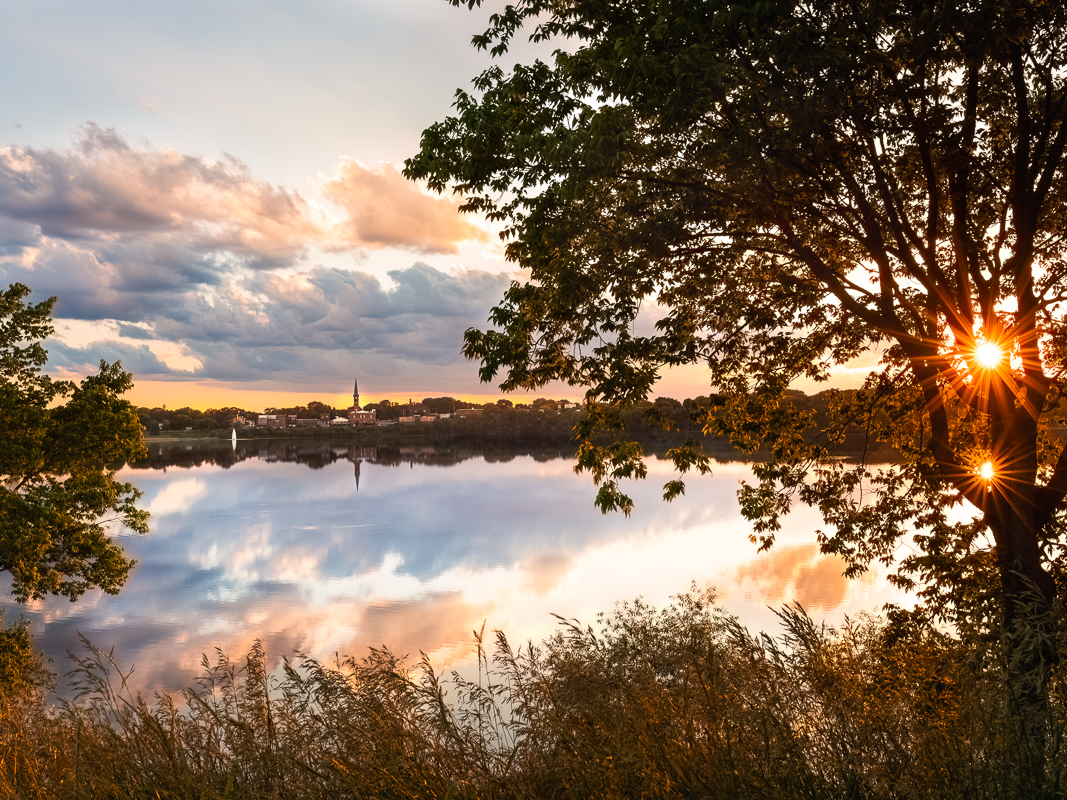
(1, 588), (1065, 799)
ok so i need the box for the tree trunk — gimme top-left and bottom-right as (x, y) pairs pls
(972, 399), (1059, 792)
(987, 492), (1057, 792)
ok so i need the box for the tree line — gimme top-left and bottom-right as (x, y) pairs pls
(138, 390), (881, 436)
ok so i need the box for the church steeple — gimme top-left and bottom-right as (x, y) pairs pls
(353, 377), (360, 411)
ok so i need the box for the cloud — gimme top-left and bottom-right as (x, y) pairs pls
(49, 338), (180, 376)
(0, 126), (330, 322)
(153, 262), (508, 372)
(522, 553), (573, 597)
(322, 159), (486, 254)
(149, 477), (209, 516)
(0, 127), (509, 390)
(734, 544), (851, 611)
(46, 262), (511, 386)
(0, 123), (321, 267)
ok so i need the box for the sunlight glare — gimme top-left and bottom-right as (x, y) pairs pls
(979, 460), (995, 482)
(974, 341), (1004, 369)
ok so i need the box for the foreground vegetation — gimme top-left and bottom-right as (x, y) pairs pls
(3, 589), (1066, 799)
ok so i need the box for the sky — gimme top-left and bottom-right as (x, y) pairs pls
(0, 0), (871, 411)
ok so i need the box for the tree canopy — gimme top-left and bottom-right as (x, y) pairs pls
(0, 284), (148, 602)
(406, 0), (1067, 629)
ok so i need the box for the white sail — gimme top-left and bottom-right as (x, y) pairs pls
(231, 428), (237, 450)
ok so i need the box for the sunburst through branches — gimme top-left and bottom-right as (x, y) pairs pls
(979, 460), (996, 482)
(973, 340), (1005, 371)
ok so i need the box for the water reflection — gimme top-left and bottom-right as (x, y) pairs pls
(132, 439), (583, 474)
(4, 438), (910, 696)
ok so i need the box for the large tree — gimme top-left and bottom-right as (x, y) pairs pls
(0, 284), (148, 602)
(406, 0), (1067, 637)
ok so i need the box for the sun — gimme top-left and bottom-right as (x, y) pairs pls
(979, 460), (996, 482)
(974, 340), (1004, 370)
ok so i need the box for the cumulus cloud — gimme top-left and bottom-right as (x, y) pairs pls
(0, 126), (331, 323)
(45, 262), (511, 386)
(0, 126), (508, 389)
(0, 123), (321, 267)
(322, 159), (487, 254)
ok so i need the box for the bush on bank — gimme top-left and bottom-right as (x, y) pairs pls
(1, 589), (1064, 799)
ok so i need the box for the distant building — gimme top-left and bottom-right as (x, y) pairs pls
(348, 375), (376, 424)
(349, 409), (377, 426)
(456, 408), (483, 417)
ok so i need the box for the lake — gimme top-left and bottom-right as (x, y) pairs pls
(3, 438), (911, 695)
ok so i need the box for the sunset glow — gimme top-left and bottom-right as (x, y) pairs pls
(124, 380), (581, 412)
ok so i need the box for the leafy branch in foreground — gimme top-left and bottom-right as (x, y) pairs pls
(0, 283), (148, 601)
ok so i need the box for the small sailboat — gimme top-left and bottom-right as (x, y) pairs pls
(231, 428), (237, 450)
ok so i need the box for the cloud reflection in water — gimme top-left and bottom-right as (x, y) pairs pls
(3, 441), (911, 695)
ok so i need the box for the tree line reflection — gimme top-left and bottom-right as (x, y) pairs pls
(127, 434), (842, 478)
(129, 439), (582, 474)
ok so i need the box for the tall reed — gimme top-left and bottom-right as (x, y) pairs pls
(1, 588), (1065, 799)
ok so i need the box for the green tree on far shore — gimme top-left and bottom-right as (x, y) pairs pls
(0, 284), (148, 602)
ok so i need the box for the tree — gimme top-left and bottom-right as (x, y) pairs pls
(532, 397), (559, 413)
(169, 414), (193, 431)
(0, 284), (148, 602)
(421, 396), (459, 414)
(408, 1), (1067, 652)
(305, 401), (334, 419)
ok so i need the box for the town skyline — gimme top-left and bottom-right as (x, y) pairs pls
(123, 382), (577, 414)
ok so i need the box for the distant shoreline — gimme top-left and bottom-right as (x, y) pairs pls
(142, 428), (904, 463)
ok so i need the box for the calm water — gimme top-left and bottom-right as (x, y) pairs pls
(4, 438), (909, 695)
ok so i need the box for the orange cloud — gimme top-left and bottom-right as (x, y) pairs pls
(347, 594), (487, 664)
(0, 124), (323, 267)
(734, 543), (851, 611)
(322, 159), (487, 254)
(522, 553), (574, 597)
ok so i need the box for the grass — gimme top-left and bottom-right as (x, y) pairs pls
(1, 588), (1065, 799)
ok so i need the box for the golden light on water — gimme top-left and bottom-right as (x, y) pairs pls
(974, 340), (1005, 369)
(979, 460), (996, 482)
